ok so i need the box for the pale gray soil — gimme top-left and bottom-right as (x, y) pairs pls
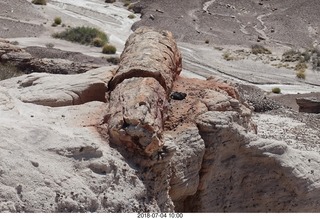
(134, 0), (320, 48)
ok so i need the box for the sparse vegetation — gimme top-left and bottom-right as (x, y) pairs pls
(45, 43), (55, 48)
(54, 17), (62, 25)
(310, 48), (320, 70)
(282, 49), (301, 62)
(223, 51), (235, 61)
(102, 44), (117, 54)
(52, 26), (108, 46)
(10, 41), (19, 45)
(32, 0), (47, 5)
(0, 63), (24, 81)
(294, 62), (307, 71)
(271, 87), (281, 94)
(281, 47), (320, 73)
(105, 0), (116, 3)
(124, 0), (131, 7)
(296, 69), (306, 79)
(128, 14), (136, 19)
(251, 44), (271, 55)
(92, 37), (105, 47)
(106, 56), (120, 65)
(205, 39), (209, 44)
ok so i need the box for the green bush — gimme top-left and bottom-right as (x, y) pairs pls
(128, 14), (136, 19)
(251, 44), (271, 55)
(54, 17), (62, 25)
(271, 87), (281, 94)
(92, 37), (105, 47)
(124, 0), (131, 7)
(102, 44), (117, 54)
(32, 0), (47, 5)
(0, 63), (24, 81)
(52, 26), (108, 46)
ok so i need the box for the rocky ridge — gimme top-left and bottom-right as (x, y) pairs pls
(0, 38), (108, 75)
(1, 27), (320, 212)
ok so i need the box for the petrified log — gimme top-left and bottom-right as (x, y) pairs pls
(108, 27), (182, 95)
(108, 77), (167, 156)
(108, 27), (181, 156)
(296, 97), (320, 113)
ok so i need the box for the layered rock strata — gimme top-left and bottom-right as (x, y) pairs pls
(296, 97), (320, 113)
(0, 39), (102, 74)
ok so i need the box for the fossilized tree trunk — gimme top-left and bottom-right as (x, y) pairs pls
(108, 27), (182, 94)
(108, 27), (182, 156)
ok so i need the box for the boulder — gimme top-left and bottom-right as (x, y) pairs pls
(296, 97), (320, 113)
(0, 39), (103, 74)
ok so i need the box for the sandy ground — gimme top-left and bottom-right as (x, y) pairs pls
(2, 0), (139, 57)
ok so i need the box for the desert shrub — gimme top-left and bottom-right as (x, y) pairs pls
(10, 41), (19, 45)
(105, 0), (116, 3)
(0, 63), (24, 81)
(32, 0), (47, 5)
(102, 44), (117, 54)
(124, 0), (131, 7)
(310, 48), (320, 70)
(251, 44), (271, 55)
(92, 37), (105, 47)
(296, 69), (306, 79)
(128, 14), (136, 19)
(45, 43), (55, 48)
(222, 51), (235, 61)
(205, 39), (209, 44)
(312, 57), (320, 70)
(52, 26), (108, 46)
(271, 87), (281, 94)
(54, 17), (62, 25)
(282, 49), (301, 62)
(301, 50), (311, 62)
(106, 56), (120, 65)
(294, 62), (307, 71)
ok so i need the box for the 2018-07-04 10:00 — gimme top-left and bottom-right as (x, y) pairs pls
(137, 213), (183, 218)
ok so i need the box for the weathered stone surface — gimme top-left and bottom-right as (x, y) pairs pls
(108, 27), (182, 94)
(2, 66), (114, 107)
(0, 39), (103, 74)
(0, 68), (162, 213)
(177, 111), (320, 212)
(108, 77), (167, 156)
(168, 126), (205, 207)
(296, 97), (320, 113)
